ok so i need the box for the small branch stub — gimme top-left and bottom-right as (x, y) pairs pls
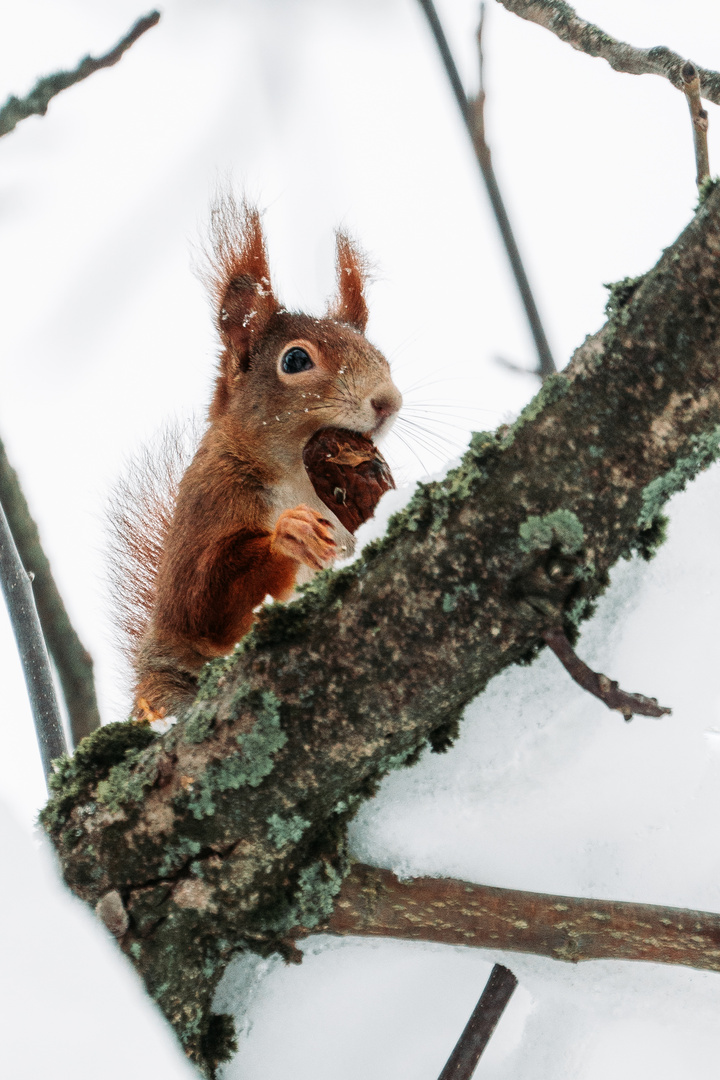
(95, 890), (130, 939)
(542, 627), (671, 721)
(437, 964), (518, 1080)
(682, 61), (710, 187)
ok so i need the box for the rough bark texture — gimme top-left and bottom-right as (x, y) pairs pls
(324, 865), (720, 973)
(42, 185), (720, 1073)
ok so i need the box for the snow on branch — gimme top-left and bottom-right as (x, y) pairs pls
(324, 865), (720, 975)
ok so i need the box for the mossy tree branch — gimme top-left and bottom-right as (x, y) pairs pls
(43, 185), (720, 1073)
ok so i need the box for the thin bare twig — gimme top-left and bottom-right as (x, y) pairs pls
(541, 626), (671, 720)
(682, 61), (710, 188)
(494, 0), (720, 105)
(324, 864), (720, 976)
(437, 964), (518, 1080)
(0, 498), (66, 786)
(494, 354), (541, 377)
(0, 11), (160, 138)
(416, 0), (556, 379)
(0, 437), (100, 745)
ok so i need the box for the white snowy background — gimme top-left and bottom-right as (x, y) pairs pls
(1, 0), (720, 1076)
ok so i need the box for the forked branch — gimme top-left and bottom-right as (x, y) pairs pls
(495, 1), (714, 188)
(495, 0), (720, 104)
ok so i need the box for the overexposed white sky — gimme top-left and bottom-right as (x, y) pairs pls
(3, 3), (720, 1077)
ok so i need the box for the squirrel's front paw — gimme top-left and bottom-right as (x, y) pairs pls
(270, 505), (338, 571)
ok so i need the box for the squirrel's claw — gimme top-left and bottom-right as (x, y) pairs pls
(134, 697), (166, 724)
(271, 505), (338, 570)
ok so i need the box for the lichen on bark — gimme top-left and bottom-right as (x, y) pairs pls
(42, 185), (720, 1074)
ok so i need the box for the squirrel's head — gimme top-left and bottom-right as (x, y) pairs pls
(203, 196), (401, 455)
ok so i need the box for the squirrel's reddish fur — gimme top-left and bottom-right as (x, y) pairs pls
(108, 196), (401, 719)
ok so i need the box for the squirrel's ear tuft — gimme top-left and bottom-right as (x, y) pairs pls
(203, 194), (280, 389)
(327, 230), (370, 333)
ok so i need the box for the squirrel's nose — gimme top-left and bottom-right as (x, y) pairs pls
(371, 392), (401, 421)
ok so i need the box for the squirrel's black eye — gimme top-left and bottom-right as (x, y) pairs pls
(281, 346), (314, 374)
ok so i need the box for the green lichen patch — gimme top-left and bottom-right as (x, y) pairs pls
(442, 581), (479, 613)
(632, 512), (669, 562)
(200, 1014), (238, 1074)
(183, 702), (218, 744)
(158, 836), (203, 878)
(375, 432), (502, 550)
(638, 425), (720, 528)
(519, 509), (585, 555)
(196, 651), (237, 701)
(604, 274), (646, 320)
(247, 564), (358, 648)
(267, 812), (310, 849)
(294, 859), (345, 928)
(96, 742), (161, 814)
(500, 373), (570, 448)
(696, 175), (720, 209)
(184, 687), (287, 820)
(40, 722), (157, 838)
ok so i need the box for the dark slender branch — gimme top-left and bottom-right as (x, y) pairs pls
(495, 0), (720, 105)
(437, 964), (518, 1080)
(417, 0), (469, 117)
(0, 437), (100, 746)
(324, 864), (720, 975)
(416, 0), (556, 378)
(0, 11), (160, 138)
(541, 627), (671, 721)
(682, 62), (710, 188)
(0, 499), (66, 785)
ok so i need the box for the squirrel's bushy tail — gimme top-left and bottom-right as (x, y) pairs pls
(106, 422), (199, 673)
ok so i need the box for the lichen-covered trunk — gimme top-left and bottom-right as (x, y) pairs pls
(42, 187), (720, 1073)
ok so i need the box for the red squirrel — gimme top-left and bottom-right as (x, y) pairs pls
(109, 196), (401, 720)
